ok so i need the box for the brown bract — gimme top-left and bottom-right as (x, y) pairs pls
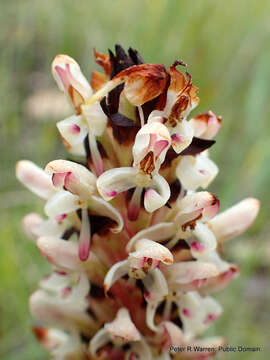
(91, 71), (108, 91)
(93, 49), (111, 76)
(114, 64), (170, 106)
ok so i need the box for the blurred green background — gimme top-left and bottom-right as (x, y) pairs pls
(0, 0), (270, 359)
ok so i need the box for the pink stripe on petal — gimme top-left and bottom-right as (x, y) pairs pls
(147, 133), (157, 152)
(191, 241), (206, 252)
(55, 65), (69, 91)
(55, 214), (67, 223)
(154, 140), (169, 159)
(52, 172), (67, 187)
(69, 124), (81, 134)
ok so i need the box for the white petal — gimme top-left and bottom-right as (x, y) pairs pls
(57, 115), (88, 147)
(52, 54), (92, 111)
(126, 338), (152, 360)
(187, 223), (217, 258)
(45, 159), (96, 197)
(105, 307), (141, 344)
(133, 122), (171, 171)
(176, 154), (218, 191)
(104, 260), (129, 294)
(165, 261), (219, 285)
(146, 301), (160, 332)
(29, 289), (94, 335)
(159, 321), (184, 348)
(142, 268), (168, 303)
(129, 239), (173, 265)
(23, 213), (43, 241)
(81, 102), (107, 136)
(174, 191), (219, 231)
(45, 190), (81, 217)
(97, 167), (137, 201)
(37, 236), (97, 273)
(178, 292), (222, 337)
(126, 222), (176, 252)
(171, 120), (194, 154)
(16, 160), (56, 199)
(144, 174), (170, 212)
(89, 328), (110, 356)
(31, 217), (67, 238)
(40, 272), (69, 293)
(89, 195), (123, 233)
(189, 111), (222, 139)
(208, 198), (260, 243)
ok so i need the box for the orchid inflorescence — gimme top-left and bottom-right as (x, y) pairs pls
(16, 45), (260, 360)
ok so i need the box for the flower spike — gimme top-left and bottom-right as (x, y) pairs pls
(17, 44), (260, 360)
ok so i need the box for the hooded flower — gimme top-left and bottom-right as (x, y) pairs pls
(97, 122), (171, 218)
(17, 45), (260, 360)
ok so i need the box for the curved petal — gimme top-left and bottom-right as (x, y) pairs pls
(177, 292), (222, 337)
(45, 190), (81, 217)
(40, 272), (69, 293)
(171, 120), (194, 154)
(104, 260), (129, 294)
(146, 300), (160, 332)
(133, 122), (171, 173)
(129, 239), (173, 268)
(126, 338), (152, 360)
(29, 289), (94, 335)
(97, 167), (137, 201)
(142, 268), (168, 303)
(208, 198), (260, 243)
(89, 328), (110, 356)
(89, 195), (123, 233)
(81, 102), (107, 136)
(30, 217), (67, 238)
(176, 154), (218, 191)
(165, 261), (219, 285)
(174, 191), (219, 231)
(52, 54), (92, 113)
(45, 159), (96, 198)
(189, 111), (222, 139)
(159, 321), (184, 349)
(144, 175), (170, 212)
(36, 237), (104, 278)
(57, 115), (88, 147)
(23, 213), (43, 241)
(16, 160), (56, 199)
(187, 223), (217, 258)
(126, 222), (176, 252)
(105, 308), (141, 344)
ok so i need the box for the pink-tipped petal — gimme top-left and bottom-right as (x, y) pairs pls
(16, 160), (56, 199)
(208, 198), (260, 243)
(144, 174), (170, 213)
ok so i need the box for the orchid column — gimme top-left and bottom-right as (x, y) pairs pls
(16, 45), (259, 360)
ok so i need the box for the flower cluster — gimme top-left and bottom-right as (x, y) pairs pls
(16, 45), (260, 360)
